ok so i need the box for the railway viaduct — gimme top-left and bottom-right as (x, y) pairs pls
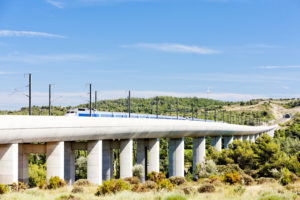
(0, 115), (277, 185)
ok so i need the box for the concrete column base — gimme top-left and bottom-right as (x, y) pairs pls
(87, 140), (102, 185)
(64, 142), (75, 185)
(0, 144), (18, 184)
(169, 137), (184, 177)
(46, 142), (64, 181)
(120, 139), (133, 178)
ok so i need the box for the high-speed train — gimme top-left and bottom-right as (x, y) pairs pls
(64, 108), (188, 120)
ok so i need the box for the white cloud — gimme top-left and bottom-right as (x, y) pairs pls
(0, 30), (65, 38)
(260, 65), (300, 69)
(46, 0), (64, 8)
(122, 43), (220, 55)
(0, 53), (104, 64)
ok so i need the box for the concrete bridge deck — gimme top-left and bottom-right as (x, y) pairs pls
(0, 115), (277, 185)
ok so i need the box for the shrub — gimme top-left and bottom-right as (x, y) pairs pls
(163, 193), (187, 200)
(95, 179), (129, 196)
(123, 177), (140, 185)
(182, 187), (196, 195)
(56, 194), (81, 200)
(148, 171), (166, 182)
(233, 185), (246, 196)
(143, 180), (157, 190)
(270, 168), (282, 179)
(156, 178), (173, 191)
(132, 164), (144, 178)
(48, 176), (66, 189)
(131, 183), (148, 193)
(208, 176), (222, 185)
(280, 168), (292, 185)
(223, 172), (241, 185)
(38, 180), (47, 189)
(28, 163), (46, 188)
(198, 184), (216, 193)
(0, 184), (10, 194)
(169, 176), (186, 185)
(73, 179), (91, 187)
(240, 174), (255, 186)
(257, 177), (277, 184)
(217, 164), (244, 174)
(11, 182), (27, 192)
(195, 160), (217, 178)
(71, 186), (84, 193)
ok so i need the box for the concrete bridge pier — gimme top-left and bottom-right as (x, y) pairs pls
(243, 135), (250, 141)
(0, 144), (18, 184)
(18, 144), (28, 184)
(211, 136), (222, 151)
(137, 139), (147, 182)
(169, 137), (184, 177)
(235, 135), (243, 141)
(193, 137), (205, 173)
(224, 136), (234, 148)
(102, 140), (114, 180)
(249, 135), (255, 142)
(148, 138), (160, 174)
(120, 139), (133, 178)
(46, 142), (75, 184)
(87, 140), (102, 185)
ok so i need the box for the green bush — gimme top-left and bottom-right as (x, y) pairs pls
(48, 176), (67, 189)
(147, 171), (166, 182)
(157, 178), (173, 191)
(194, 160), (217, 178)
(11, 182), (27, 192)
(233, 185), (246, 196)
(95, 179), (129, 196)
(38, 180), (47, 189)
(280, 168), (291, 185)
(163, 193), (187, 200)
(0, 184), (10, 194)
(123, 177), (140, 185)
(223, 172), (241, 185)
(168, 176), (186, 185)
(132, 164), (144, 178)
(28, 163), (46, 188)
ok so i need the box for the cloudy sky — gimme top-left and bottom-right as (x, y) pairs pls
(0, 0), (299, 110)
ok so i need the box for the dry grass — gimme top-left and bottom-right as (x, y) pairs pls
(0, 181), (300, 200)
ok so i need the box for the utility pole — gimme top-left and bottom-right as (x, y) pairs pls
(176, 99), (179, 120)
(95, 91), (97, 110)
(89, 84), (92, 117)
(192, 103), (194, 120)
(222, 110), (225, 123)
(49, 84), (51, 116)
(229, 111), (231, 124)
(156, 96), (159, 118)
(29, 73), (32, 115)
(205, 108), (207, 121)
(128, 90), (131, 118)
(214, 109), (217, 122)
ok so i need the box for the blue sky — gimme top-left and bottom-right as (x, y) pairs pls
(0, 0), (299, 109)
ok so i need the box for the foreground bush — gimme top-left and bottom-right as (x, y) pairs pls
(163, 193), (187, 200)
(148, 171), (166, 182)
(73, 179), (91, 187)
(28, 163), (46, 188)
(132, 164), (144, 178)
(257, 177), (277, 184)
(48, 176), (66, 189)
(123, 177), (140, 185)
(147, 171), (173, 191)
(95, 179), (129, 196)
(11, 182), (27, 192)
(71, 186), (84, 193)
(240, 174), (255, 185)
(280, 168), (292, 185)
(195, 160), (217, 178)
(198, 184), (216, 193)
(169, 176), (186, 185)
(0, 184), (10, 194)
(182, 187), (196, 195)
(223, 172), (241, 185)
(143, 180), (157, 190)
